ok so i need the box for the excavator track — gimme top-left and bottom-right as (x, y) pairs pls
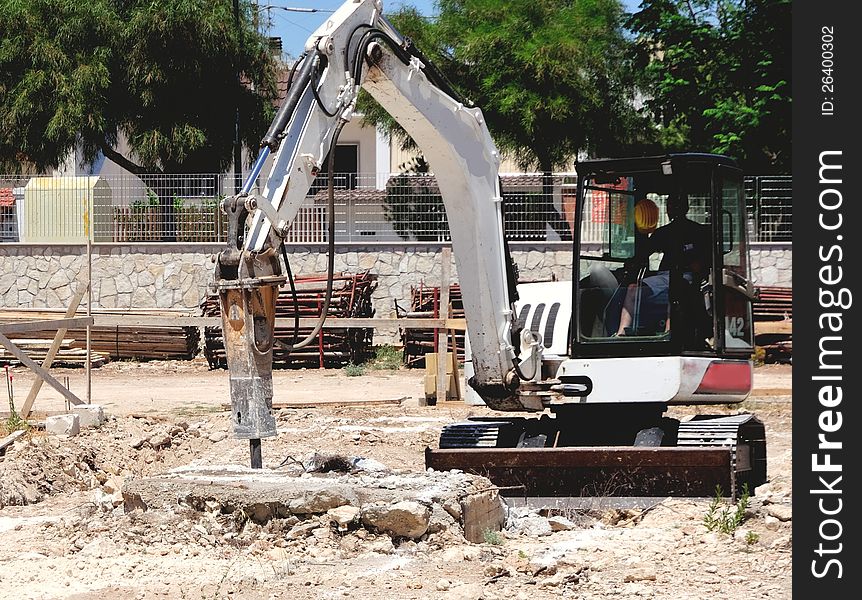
(676, 414), (767, 498)
(426, 414), (766, 501)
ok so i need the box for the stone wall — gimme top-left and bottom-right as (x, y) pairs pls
(0, 242), (791, 332)
(748, 243), (793, 287)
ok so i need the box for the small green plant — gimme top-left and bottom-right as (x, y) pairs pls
(752, 346), (766, 366)
(4, 369), (29, 433)
(4, 409), (29, 434)
(703, 483), (751, 535)
(344, 363), (365, 377)
(370, 345), (403, 370)
(518, 549), (528, 559)
(131, 189), (160, 212)
(482, 528), (504, 545)
(745, 530), (759, 546)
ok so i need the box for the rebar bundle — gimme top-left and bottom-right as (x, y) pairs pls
(201, 271), (378, 369)
(398, 282), (465, 368)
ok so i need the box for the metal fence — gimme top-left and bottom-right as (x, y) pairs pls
(745, 175), (792, 242)
(0, 172), (791, 244)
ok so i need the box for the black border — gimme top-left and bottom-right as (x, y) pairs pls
(793, 1), (861, 594)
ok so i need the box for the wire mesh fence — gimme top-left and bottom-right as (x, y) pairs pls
(0, 172), (791, 244)
(745, 175), (792, 242)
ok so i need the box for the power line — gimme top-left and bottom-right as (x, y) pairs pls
(256, 3), (335, 37)
(257, 4), (334, 14)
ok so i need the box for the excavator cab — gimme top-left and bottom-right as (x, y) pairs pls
(573, 154), (755, 359)
(429, 154), (766, 500)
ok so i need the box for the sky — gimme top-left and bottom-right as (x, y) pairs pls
(260, 0), (436, 59)
(262, 0), (643, 60)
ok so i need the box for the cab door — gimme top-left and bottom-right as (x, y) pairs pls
(712, 166), (756, 355)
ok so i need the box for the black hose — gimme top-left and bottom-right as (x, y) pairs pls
(276, 119), (345, 351)
(345, 23), (375, 74)
(280, 242), (300, 347)
(512, 356), (538, 382)
(310, 53), (339, 118)
(349, 28), (468, 107)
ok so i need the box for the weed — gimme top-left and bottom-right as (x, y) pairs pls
(344, 363), (365, 377)
(4, 410), (29, 434)
(745, 530), (759, 546)
(4, 373), (30, 434)
(752, 346), (766, 366)
(482, 528), (504, 545)
(518, 549), (528, 559)
(370, 345), (403, 370)
(703, 483), (751, 535)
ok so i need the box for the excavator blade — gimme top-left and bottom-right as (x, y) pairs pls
(426, 414), (766, 501)
(426, 446), (733, 499)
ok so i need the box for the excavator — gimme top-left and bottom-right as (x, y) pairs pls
(213, 0), (765, 501)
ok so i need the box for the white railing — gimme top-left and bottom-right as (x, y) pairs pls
(0, 172), (790, 244)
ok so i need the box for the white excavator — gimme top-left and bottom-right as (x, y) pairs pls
(214, 0), (765, 500)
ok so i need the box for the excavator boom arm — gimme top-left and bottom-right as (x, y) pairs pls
(226, 0), (522, 410)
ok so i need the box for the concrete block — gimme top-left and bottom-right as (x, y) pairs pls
(72, 404), (105, 428)
(122, 464), (506, 544)
(461, 488), (507, 543)
(45, 414), (80, 437)
(361, 500), (431, 539)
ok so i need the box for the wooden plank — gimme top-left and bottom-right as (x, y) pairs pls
(84, 315), (469, 330)
(0, 430), (26, 453)
(219, 397), (406, 410)
(436, 248), (451, 405)
(21, 287), (87, 418)
(754, 320), (792, 335)
(0, 317), (93, 335)
(448, 333), (462, 402)
(0, 311), (467, 331)
(0, 331), (85, 407)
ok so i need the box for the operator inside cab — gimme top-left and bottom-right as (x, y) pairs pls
(577, 184), (714, 351)
(612, 191), (712, 348)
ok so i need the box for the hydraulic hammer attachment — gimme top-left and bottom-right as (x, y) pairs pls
(214, 196), (286, 468)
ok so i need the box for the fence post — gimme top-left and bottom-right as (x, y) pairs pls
(435, 247), (452, 404)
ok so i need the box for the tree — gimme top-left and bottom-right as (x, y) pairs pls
(0, 0), (278, 175)
(627, 0), (791, 173)
(359, 0), (643, 240)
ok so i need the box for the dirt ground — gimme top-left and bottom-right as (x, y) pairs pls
(0, 360), (792, 599)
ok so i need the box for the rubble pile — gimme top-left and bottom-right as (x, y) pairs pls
(122, 456), (508, 545)
(0, 434), (99, 508)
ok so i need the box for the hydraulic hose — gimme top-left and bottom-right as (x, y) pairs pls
(280, 241), (300, 348)
(276, 119), (345, 351)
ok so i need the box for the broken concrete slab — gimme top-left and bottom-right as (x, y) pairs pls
(361, 500), (431, 539)
(72, 405), (105, 428)
(45, 414), (80, 437)
(122, 464), (506, 543)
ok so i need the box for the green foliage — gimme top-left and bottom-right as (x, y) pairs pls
(627, 0), (791, 173)
(359, 0), (644, 172)
(482, 528), (504, 545)
(370, 345), (403, 371)
(344, 363), (365, 377)
(745, 530), (759, 546)
(383, 157), (449, 241)
(5, 387), (30, 434)
(752, 346), (766, 366)
(703, 483), (751, 534)
(0, 0), (278, 173)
